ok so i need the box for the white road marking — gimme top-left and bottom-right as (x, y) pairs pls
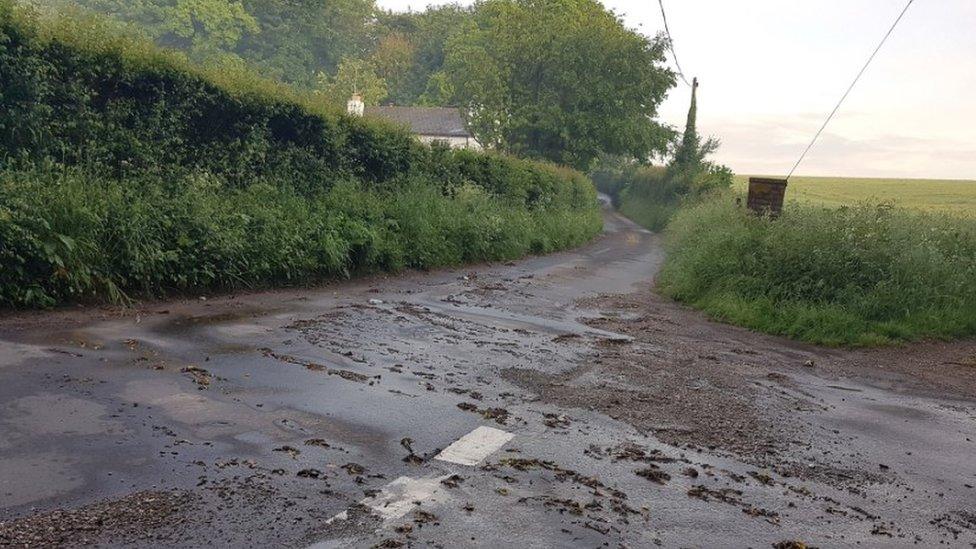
(434, 426), (515, 466)
(323, 510), (348, 525)
(324, 475), (451, 527)
(319, 426), (514, 534)
(363, 475), (452, 520)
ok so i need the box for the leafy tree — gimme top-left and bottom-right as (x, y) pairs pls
(316, 56), (387, 105)
(368, 32), (416, 105)
(158, 0), (258, 61)
(239, 0), (376, 88)
(46, 0), (259, 63)
(26, 0), (377, 88)
(25, 0), (678, 171)
(376, 4), (471, 105)
(436, 0), (674, 169)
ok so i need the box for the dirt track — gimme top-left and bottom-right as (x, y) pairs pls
(1, 208), (975, 548)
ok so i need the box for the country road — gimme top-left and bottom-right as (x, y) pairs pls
(2, 208), (975, 548)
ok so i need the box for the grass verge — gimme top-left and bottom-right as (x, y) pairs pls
(0, 168), (601, 308)
(656, 194), (976, 346)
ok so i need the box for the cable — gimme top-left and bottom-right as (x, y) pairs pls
(786, 0), (916, 180)
(657, 0), (692, 87)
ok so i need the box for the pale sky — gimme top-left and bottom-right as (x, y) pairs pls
(377, 0), (976, 179)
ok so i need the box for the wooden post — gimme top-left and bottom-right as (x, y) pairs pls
(747, 178), (788, 217)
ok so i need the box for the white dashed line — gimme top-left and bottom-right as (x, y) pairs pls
(434, 425), (515, 466)
(319, 425), (514, 534)
(363, 475), (452, 520)
(323, 510), (348, 525)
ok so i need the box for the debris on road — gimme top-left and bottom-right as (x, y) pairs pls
(180, 366), (212, 389)
(635, 467), (671, 485)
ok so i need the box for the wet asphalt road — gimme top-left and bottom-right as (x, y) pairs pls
(1, 208), (975, 548)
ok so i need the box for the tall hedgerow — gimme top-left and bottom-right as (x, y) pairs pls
(0, 1), (592, 206)
(0, 2), (601, 308)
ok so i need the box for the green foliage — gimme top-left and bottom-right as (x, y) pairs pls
(0, 3), (601, 308)
(376, 4), (470, 106)
(658, 195), (976, 346)
(592, 159), (733, 232)
(29, 0), (260, 64)
(25, 0), (675, 170)
(663, 80), (730, 198)
(316, 56), (388, 106)
(437, 0), (674, 169)
(240, 0), (377, 88)
(593, 80), (733, 232)
(1, 2), (400, 189)
(27, 0), (378, 88)
(0, 167), (600, 308)
(368, 32), (415, 104)
(0, 3), (593, 199)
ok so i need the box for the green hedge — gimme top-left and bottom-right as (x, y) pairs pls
(0, 3), (592, 208)
(591, 162), (732, 232)
(657, 195), (976, 346)
(0, 3), (601, 307)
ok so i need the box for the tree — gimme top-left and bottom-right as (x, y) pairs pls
(157, 0), (259, 61)
(33, 0), (378, 89)
(239, 0), (376, 89)
(55, 0), (259, 64)
(436, 0), (674, 169)
(376, 4), (471, 106)
(665, 78), (732, 195)
(368, 32), (416, 105)
(316, 57), (387, 106)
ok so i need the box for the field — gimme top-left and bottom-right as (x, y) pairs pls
(734, 175), (976, 215)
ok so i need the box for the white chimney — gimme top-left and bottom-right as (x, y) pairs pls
(347, 93), (364, 117)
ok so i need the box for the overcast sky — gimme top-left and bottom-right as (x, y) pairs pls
(376, 0), (975, 179)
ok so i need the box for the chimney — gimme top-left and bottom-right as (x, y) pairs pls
(347, 93), (364, 117)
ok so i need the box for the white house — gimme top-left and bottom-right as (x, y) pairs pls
(347, 94), (482, 150)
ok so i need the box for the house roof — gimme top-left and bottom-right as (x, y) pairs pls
(365, 106), (471, 138)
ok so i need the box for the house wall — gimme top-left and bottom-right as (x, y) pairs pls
(418, 135), (483, 151)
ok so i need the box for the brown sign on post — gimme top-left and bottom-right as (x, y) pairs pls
(747, 177), (788, 217)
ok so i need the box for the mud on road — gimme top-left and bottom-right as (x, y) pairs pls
(1, 209), (975, 548)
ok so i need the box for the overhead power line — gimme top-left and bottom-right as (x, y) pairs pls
(657, 0), (692, 87)
(786, 0), (917, 180)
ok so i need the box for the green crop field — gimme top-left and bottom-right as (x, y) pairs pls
(734, 175), (976, 215)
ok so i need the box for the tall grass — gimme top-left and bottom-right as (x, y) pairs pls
(0, 168), (601, 308)
(592, 162), (733, 232)
(592, 165), (678, 231)
(657, 195), (976, 346)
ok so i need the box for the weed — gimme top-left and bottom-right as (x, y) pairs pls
(657, 195), (976, 346)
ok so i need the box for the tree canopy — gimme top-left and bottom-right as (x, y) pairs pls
(22, 0), (677, 168)
(437, 0), (674, 169)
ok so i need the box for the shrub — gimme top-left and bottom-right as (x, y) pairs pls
(0, 2), (592, 208)
(0, 167), (601, 308)
(0, 3), (602, 308)
(592, 159), (733, 232)
(657, 194), (976, 346)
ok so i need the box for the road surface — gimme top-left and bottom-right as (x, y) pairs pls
(2, 208), (975, 547)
